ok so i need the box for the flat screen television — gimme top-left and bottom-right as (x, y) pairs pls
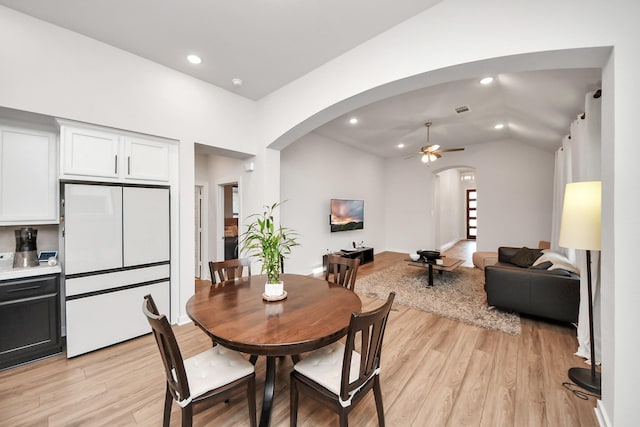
(330, 199), (364, 232)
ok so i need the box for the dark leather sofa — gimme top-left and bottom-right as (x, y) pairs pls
(484, 246), (580, 323)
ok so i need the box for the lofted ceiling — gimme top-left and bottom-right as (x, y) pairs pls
(314, 68), (602, 158)
(0, 0), (441, 100)
(1, 1), (602, 156)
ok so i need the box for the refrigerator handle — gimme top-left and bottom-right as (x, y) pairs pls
(114, 154), (118, 174)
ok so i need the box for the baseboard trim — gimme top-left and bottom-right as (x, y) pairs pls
(439, 238), (466, 252)
(595, 399), (611, 427)
(177, 314), (192, 326)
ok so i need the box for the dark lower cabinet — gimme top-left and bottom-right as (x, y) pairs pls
(0, 274), (62, 370)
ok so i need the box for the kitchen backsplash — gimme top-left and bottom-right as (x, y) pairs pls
(0, 225), (59, 253)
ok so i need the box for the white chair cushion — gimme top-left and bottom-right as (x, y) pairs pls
(293, 341), (360, 397)
(180, 345), (254, 405)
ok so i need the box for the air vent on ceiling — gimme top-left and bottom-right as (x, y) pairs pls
(455, 105), (470, 114)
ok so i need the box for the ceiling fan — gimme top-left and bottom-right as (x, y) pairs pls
(417, 122), (464, 163)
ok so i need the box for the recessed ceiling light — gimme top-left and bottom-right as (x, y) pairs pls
(187, 54), (202, 64)
(349, 117), (358, 125)
(397, 143), (405, 148)
(494, 123), (505, 129)
(231, 78), (243, 87)
(480, 77), (494, 85)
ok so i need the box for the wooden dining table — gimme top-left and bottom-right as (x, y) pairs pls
(186, 273), (362, 427)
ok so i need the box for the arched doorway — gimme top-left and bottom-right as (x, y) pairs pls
(433, 166), (476, 252)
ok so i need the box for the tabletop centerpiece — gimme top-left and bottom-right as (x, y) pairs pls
(240, 202), (299, 301)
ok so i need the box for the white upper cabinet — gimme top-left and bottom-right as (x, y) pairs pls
(61, 125), (120, 179)
(58, 120), (170, 183)
(0, 124), (58, 225)
(124, 136), (169, 182)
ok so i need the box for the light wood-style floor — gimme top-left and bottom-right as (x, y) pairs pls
(0, 242), (599, 426)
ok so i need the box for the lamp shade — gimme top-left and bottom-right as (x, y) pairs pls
(558, 181), (601, 250)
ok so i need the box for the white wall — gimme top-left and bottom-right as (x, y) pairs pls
(436, 168), (465, 250)
(281, 135), (552, 263)
(280, 132), (386, 274)
(474, 140), (555, 251)
(383, 140), (554, 254)
(194, 154), (210, 280)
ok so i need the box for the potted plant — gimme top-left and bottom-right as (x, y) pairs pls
(240, 202), (299, 297)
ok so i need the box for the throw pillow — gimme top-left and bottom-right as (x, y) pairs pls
(529, 261), (553, 270)
(549, 261), (580, 275)
(510, 247), (543, 267)
(533, 251), (580, 275)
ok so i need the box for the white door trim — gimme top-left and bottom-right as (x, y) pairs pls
(195, 182), (209, 280)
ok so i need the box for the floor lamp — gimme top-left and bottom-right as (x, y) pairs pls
(558, 181), (601, 394)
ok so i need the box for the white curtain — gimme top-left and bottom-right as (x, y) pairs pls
(552, 90), (602, 364)
(551, 139), (571, 257)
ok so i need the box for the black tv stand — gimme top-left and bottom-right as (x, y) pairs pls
(323, 247), (374, 267)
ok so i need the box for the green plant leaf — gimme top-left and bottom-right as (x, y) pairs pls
(239, 201), (300, 283)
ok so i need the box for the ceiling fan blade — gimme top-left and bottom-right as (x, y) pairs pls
(433, 152), (442, 159)
(435, 148), (465, 153)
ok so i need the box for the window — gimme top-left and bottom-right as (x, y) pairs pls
(466, 189), (477, 239)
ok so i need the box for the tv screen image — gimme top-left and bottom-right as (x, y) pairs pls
(330, 199), (364, 232)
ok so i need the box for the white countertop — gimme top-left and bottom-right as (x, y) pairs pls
(0, 264), (62, 281)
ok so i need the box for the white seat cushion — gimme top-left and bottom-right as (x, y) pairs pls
(180, 345), (254, 405)
(293, 341), (360, 397)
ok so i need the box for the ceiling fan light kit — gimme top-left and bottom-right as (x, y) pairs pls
(417, 122), (464, 163)
(421, 153), (439, 163)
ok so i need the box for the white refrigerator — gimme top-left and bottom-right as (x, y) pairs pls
(63, 183), (170, 357)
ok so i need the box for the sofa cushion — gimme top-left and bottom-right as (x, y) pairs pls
(472, 251), (498, 270)
(529, 261), (553, 270)
(547, 268), (574, 277)
(510, 247), (543, 267)
(533, 250), (580, 275)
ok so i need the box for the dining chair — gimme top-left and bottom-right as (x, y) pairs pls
(142, 294), (257, 427)
(290, 292), (395, 427)
(324, 255), (360, 291)
(209, 258), (251, 284)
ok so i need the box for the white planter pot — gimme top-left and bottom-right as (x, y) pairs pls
(264, 281), (284, 297)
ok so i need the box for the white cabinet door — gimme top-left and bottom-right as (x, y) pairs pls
(124, 136), (169, 182)
(0, 125), (58, 224)
(123, 187), (170, 266)
(58, 120), (171, 183)
(61, 126), (120, 179)
(64, 184), (123, 275)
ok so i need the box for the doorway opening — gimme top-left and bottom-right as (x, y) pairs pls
(434, 167), (477, 251)
(219, 183), (239, 261)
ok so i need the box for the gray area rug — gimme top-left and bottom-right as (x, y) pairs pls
(355, 263), (521, 335)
